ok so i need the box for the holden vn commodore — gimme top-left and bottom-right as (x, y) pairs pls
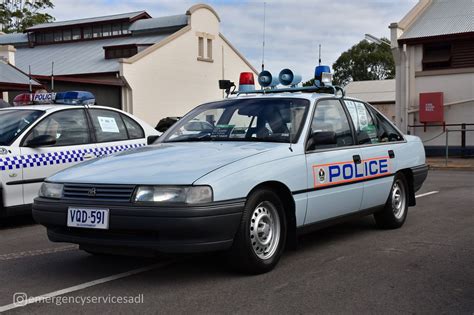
(33, 70), (428, 274)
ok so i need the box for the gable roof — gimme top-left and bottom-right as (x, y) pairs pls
(130, 15), (188, 33)
(400, 0), (474, 41)
(14, 32), (173, 76)
(26, 11), (151, 31)
(0, 61), (42, 89)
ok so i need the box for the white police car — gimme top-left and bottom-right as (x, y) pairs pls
(0, 97), (159, 217)
(33, 69), (428, 274)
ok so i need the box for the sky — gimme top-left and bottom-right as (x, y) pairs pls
(45, 0), (418, 81)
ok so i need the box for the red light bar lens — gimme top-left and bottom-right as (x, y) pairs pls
(13, 93), (33, 106)
(239, 72), (255, 85)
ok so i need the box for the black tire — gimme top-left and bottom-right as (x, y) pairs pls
(374, 173), (409, 229)
(227, 189), (287, 274)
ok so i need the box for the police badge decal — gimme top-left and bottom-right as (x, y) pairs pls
(318, 168), (325, 183)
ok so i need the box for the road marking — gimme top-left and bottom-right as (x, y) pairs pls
(415, 191), (439, 199)
(0, 245), (77, 261)
(0, 261), (171, 312)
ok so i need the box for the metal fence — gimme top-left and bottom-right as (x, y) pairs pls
(445, 128), (474, 166)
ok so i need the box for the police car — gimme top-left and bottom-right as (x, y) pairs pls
(0, 91), (159, 217)
(33, 69), (428, 274)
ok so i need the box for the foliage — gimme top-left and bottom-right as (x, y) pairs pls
(0, 0), (54, 33)
(303, 38), (395, 86)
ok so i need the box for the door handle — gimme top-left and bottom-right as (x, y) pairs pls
(353, 155), (361, 164)
(388, 150), (395, 159)
(83, 153), (94, 160)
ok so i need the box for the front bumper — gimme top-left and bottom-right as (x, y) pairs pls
(33, 197), (244, 253)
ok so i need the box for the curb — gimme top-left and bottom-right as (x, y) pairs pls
(428, 165), (474, 171)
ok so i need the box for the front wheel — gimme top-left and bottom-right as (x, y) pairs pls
(228, 189), (287, 274)
(374, 173), (408, 229)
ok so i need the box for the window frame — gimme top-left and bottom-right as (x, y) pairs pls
(20, 108), (92, 148)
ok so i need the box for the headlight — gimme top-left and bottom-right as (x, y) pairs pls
(133, 186), (213, 204)
(39, 182), (63, 199)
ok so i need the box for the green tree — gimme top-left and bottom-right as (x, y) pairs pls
(0, 0), (55, 33)
(303, 39), (394, 86)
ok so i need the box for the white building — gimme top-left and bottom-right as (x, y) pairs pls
(390, 0), (474, 156)
(0, 4), (258, 126)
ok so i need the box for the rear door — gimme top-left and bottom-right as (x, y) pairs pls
(304, 99), (363, 224)
(87, 109), (147, 158)
(343, 100), (403, 209)
(20, 108), (96, 205)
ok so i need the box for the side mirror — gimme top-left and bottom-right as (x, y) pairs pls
(306, 131), (337, 151)
(147, 135), (160, 145)
(26, 135), (56, 148)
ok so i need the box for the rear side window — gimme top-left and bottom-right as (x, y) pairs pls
(121, 114), (145, 139)
(344, 100), (379, 144)
(345, 100), (403, 144)
(89, 109), (128, 142)
(367, 106), (404, 142)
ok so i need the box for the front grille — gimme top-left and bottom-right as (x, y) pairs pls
(63, 184), (136, 202)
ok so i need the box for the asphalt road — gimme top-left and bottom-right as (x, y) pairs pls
(0, 170), (472, 314)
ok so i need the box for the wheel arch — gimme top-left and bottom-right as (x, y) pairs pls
(247, 181), (297, 249)
(398, 168), (416, 206)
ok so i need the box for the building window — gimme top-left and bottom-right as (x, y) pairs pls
(422, 43), (451, 71)
(102, 24), (112, 37)
(93, 25), (102, 38)
(83, 27), (92, 39)
(54, 30), (62, 42)
(196, 33), (214, 62)
(104, 45), (139, 59)
(198, 37), (204, 58)
(112, 23), (121, 36)
(207, 38), (212, 59)
(63, 29), (72, 41)
(72, 28), (81, 40)
(30, 21), (133, 46)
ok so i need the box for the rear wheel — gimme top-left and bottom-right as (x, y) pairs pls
(374, 173), (408, 229)
(228, 189), (287, 274)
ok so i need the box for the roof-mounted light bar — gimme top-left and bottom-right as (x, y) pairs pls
(219, 66), (344, 97)
(12, 91), (96, 106)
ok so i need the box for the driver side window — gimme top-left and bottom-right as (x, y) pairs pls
(23, 109), (90, 146)
(309, 99), (354, 150)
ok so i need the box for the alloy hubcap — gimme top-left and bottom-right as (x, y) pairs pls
(391, 180), (406, 219)
(249, 201), (280, 260)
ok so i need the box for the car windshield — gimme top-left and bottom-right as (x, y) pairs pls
(0, 109), (43, 145)
(162, 98), (310, 143)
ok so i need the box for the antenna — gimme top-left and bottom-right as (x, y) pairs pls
(261, 2), (266, 71)
(28, 65), (32, 93)
(318, 44), (322, 66)
(51, 61), (54, 92)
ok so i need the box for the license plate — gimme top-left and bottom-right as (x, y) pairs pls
(67, 207), (109, 229)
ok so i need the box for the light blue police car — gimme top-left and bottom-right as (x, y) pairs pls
(33, 68), (428, 274)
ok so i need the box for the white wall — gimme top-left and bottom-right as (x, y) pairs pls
(409, 44), (474, 146)
(121, 6), (258, 126)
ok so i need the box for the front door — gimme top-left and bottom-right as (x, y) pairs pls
(304, 99), (363, 224)
(20, 108), (96, 205)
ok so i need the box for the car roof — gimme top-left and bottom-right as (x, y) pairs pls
(0, 104), (123, 112)
(228, 92), (349, 102)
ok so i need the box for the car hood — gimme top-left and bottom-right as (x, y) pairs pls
(48, 142), (281, 185)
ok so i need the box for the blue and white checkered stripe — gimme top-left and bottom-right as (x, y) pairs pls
(0, 143), (145, 171)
